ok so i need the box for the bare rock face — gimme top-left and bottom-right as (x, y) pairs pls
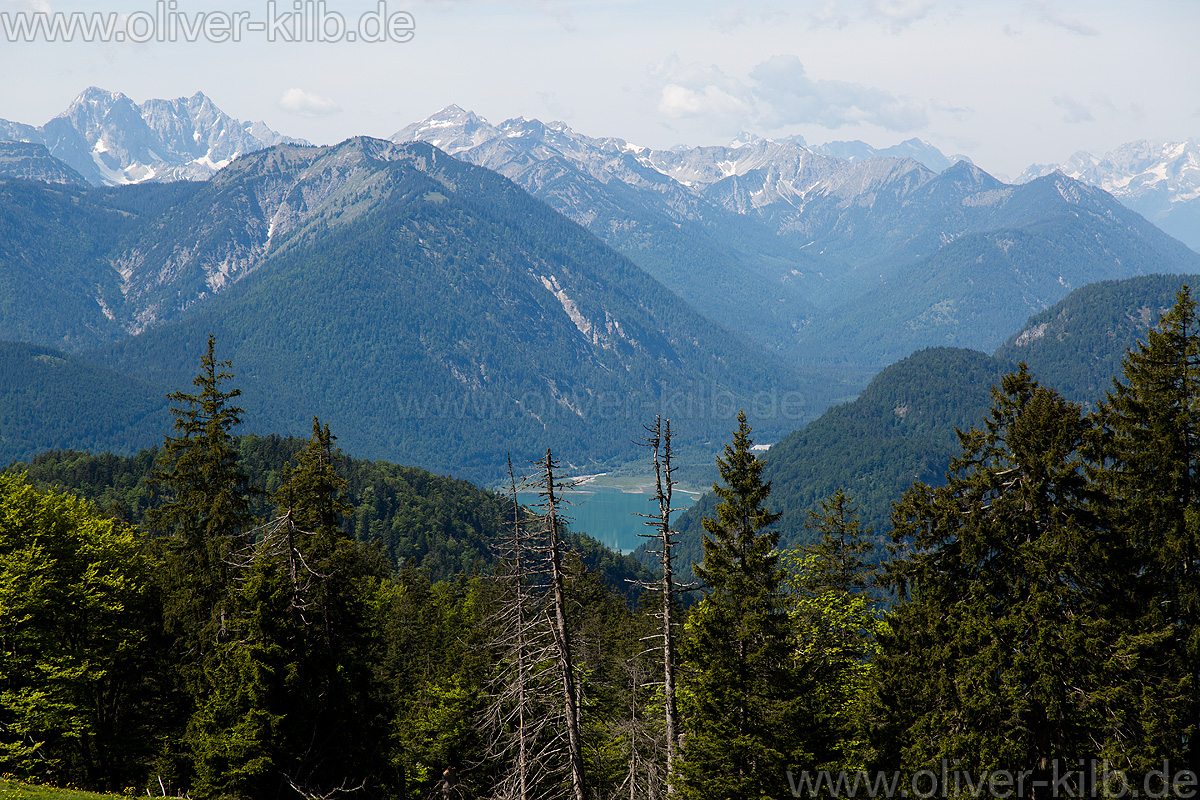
(0, 87), (308, 186)
(1019, 140), (1200, 252)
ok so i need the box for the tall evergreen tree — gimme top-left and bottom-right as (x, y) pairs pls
(147, 335), (254, 789)
(785, 491), (882, 772)
(873, 369), (1131, 787)
(679, 411), (797, 800)
(149, 335), (253, 663)
(801, 489), (875, 596)
(191, 418), (395, 800)
(1089, 286), (1200, 772)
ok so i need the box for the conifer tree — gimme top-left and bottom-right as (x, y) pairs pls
(150, 335), (253, 663)
(785, 490), (881, 771)
(1089, 287), (1200, 772)
(147, 336), (254, 789)
(874, 368), (1128, 784)
(191, 418), (393, 800)
(679, 411), (797, 800)
(801, 489), (875, 596)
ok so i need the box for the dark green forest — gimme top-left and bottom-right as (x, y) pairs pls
(659, 347), (1016, 581)
(7, 285), (1200, 799)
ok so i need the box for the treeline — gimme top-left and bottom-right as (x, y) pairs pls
(7, 287), (1200, 799)
(0, 335), (882, 799)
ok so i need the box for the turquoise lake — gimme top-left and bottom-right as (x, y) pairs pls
(517, 485), (698, 554)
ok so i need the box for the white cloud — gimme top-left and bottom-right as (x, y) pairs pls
(1053, 95), (1094, 123)
(865, 0), (938, 31)
(808, 0), (851, 28)
(658, 84), (749, 119)
(1027, 0), (1099, 36)
(653, 54), (928, 133)
(279, 88), (342, 118)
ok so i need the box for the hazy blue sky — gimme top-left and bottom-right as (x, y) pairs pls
(1, 0), (1196, 178)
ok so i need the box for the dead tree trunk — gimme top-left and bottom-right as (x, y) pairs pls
(539, 449), (586, 800)
(481, 457), (562, 800)
(637, 416), (682, 796)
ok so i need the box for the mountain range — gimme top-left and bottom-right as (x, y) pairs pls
(2, 88), (1199, 485)
(4, 89), (1194, 268)
(1018, 140), (1200, 252)
(0, 136), (811, 481)
(393, 106), (1200, 368)
(5, 90), (1191, 373)
(0, 87), (305, 186)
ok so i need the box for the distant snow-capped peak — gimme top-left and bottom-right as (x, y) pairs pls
(392, 105), (958, 196)
(1019, 140), (1200, 200)
(1018, 140), (1200, 251)
(0, 87), (308, 186)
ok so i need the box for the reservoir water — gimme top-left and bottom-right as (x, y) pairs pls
(517, 484), (699, 554)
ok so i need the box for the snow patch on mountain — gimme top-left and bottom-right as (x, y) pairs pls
(0, 87), (308, 187)
(1018, 140), (1200, 251)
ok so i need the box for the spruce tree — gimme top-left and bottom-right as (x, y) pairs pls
(150, 335), (253, 659)
(1089, 286), (1200, 772)
(786, 491), (881, 771)
(873, 368), (1127, 785)
(191, 418), (394, 799)
(679, 411), (797, 800)
(801, 489), (875, 596)
(147, 336), (253, 789)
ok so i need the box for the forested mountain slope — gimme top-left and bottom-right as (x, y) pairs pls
(0, 341), (169, 464)
(998, 272), (1200, 404)
(10, 437), (652, 589)
(655, 348), (1014, 577)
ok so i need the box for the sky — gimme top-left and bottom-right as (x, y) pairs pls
(0, 0), (1197, 180)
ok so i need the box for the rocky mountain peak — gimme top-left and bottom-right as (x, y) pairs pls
(1017, 140), (1200, 251)
(0, 87), (308, 186)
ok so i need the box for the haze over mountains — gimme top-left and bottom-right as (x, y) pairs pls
(1019, 139), (1200, 252)
(0, 87), (305, 186)
(2, 88), (1199, 486)
(393, 105), (1200, 368)
(0, 135), (804, 479)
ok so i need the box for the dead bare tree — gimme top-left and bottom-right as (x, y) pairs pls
(635, 416), (687, 797)
(480, 455), (586, 800)
(535, 449), (587, 800)
(227, 511), (327, 619)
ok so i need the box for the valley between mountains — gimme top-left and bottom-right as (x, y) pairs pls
(3, 89), (1198, 486)
(5, 85), (1200, 800)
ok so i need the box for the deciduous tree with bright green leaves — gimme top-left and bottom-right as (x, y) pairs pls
(0, 473), (159, 790)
